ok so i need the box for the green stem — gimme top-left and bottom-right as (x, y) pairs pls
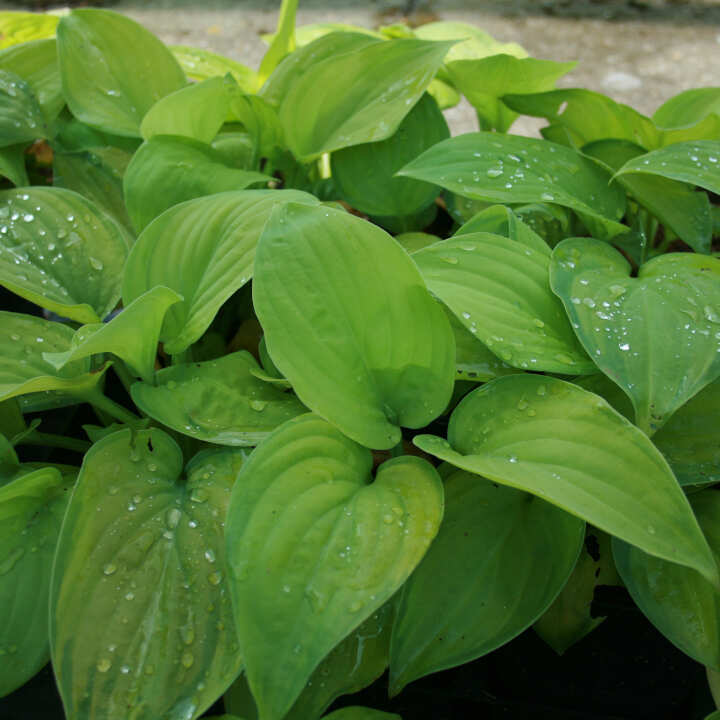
(18, 430), (91, 454)
(84, 390), (141, 426)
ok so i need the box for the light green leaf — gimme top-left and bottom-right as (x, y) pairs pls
(534, 527), (620, 654)
(258, 0), (298, 88)
(0, 11), (57, 49)
(170, 45), (257, 92)
(0, 143), (29, 187)
(614, 489), (720, 668)
(390, 468), (583, 693)
(615, 140), (720, 196)
(413, 375), (718, 585)
(331, 92), (448, 217)
(0, 38), (63, 126)
(550, 239), (720, 434)
(43, 286), (182, 383)
(123, 189), (319, 355)
(225, 414), (443, 720)
(324, 709), (400, 720)
(0, 465), (71, 697)
(50, 429), (243, 720)
(414, 20), (526, 60)
(228, 93), (283, 166)
(131, 351), (305, 445)
(653, 87), (720, 129)
(0, 69), (45, 147)
(279, 38), (452, 161)
(53, 145), (134, 233)
(253, 202), (455, 450)
(394, 232), (439, 254)
(426, 77), (460, 110)
(447, 56), (574, 132)
(399, 133), (627, 238)
(123, 135), (271, 233)
(413, 232), (593, 374)
(57, 8), (186, 137)
(0, 186), (129, 323)
(141, 76), (231, 144)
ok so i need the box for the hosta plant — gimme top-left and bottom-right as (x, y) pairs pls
(1, 1), (719, 719)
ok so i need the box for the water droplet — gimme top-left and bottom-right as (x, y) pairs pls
(103, 563), (117, 576)
(540, 192), (555, 202)
(647, 525), (656, 535)
(349, 600), (364, 613)
(204, 549), (216, 564)
(619, 343), (630, 351)
(704, 306), (720, 324)
(508, 455), (518, 463)
(181, 651), (194, 668)
(609, 284), (626, 298)
(190, 488), (208, 503)
(207, 571), (222, 585)
(89, 256), (104, 271)
(533, 318), (545, 328)
(166, 508), (182, 529)
(486, 167), (503, 178)
(250, 399), (268, 411)
(383, 513), (394, 524)
(96, 658), (112, 673)
(440, 255), (458, 265)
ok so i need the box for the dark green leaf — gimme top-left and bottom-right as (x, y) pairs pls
(0, 68), (45, 147)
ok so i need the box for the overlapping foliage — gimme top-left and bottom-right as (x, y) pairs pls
(0, 2), (719, 719)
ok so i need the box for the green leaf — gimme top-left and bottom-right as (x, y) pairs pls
(390, 468), (583, 693)
(653, 87), (720, 130)
(141, 76), (231, 144)
(258, 0), (298, 88)
(225, 414), (443, 720)
(414, 20), (526, 62)
(399, 133), (627, 238)
(413, 375), (718, 585)
(614, 489), (720, 668)
(0, 11), (58, 49)
(652, 379), (720, 488)
(57, 8), (186, 137)
(43, 286), (182, 383)
(279, 38), (452, 161)
(534, 527), (620, 654)
(331, 92), (448, 217)
(0, 310), (103, 403)
(123, 189), (319, 355)
(53, 145), (134, 233)
(0, 186), (129, 323)
(0, 465), (71, 697)
(52, 109), (141, 154)
(549, 239), (720, 434)
(50, 429), (243, 720)
(253, 202), (455, 450)
(447, 56), (575, 132)
(0, 69), (45, 147)
(228, 93), (283, 166)
(0, 38), (63, 126)
(413, 232), (593, 374)
(324, 710), (400, 720)
(0, 143), (29, 187)
(131, 351), (305, 445)
(615, 140), (720, 196)
(503, 89), (660, 149)
(123, 135), (271, 233)
(394, 231), (439, 254)
(170, 45), (257, 92)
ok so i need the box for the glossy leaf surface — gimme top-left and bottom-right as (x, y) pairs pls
(253, 203), (455, 450)
(225, 414), (443, 720)
(279, 38), (452, 160)
(614, 489), (720, 668)
(0, 69), (45, 147)
(0, 186), (129, 323)
(57, 9), (186, 136)
(0, 466), (71, 697)
(399, 133), (627, 237)
(0, 144), (28, 187)
(550, 239), (720, 433)
(123, 190), (319, 355)
(170, 45), (257, 91)
(43, 286), (182, 383)
(413, 232), (593, 373)
(0, 12), (58, 49)
(390, 469), (584, 692)
(653, 87), (720, 129)
(413, 375), (718, 584)
(413, 20), (526, 61)
(131, 351), (305, 445)
(51, 429), (243, 720)
(123, 135), (271, 233)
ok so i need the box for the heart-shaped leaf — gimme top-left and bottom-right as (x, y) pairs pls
(0, 68), (44, 147)
(123, 135), (271, 233)
(0, 186), (130, 323)
(279, 37), (452, 161)
(390, 468), (584, 693)
(170, 45), (258, 91)
(253, 202), (455, 450)
(615, 140), (720, 195)
(43, 286), (182, 383)
(550, 238), (720, 433)
(131, 351), (306, 445)
(330, 92), (449, 217)
(0, 465), (72, 697)
(614, 489), (720, 668)
(57, 8), (186, 137)
(123, 189), (319, 355)
(413, 232), (593, 374)
(413, 375), (718, 585)
(50, 428), (243, 720)
(141, 76), (231, 143)
(225, 414), (443, 720)
(399, 132), (628, 238)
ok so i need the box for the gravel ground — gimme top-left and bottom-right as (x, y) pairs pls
(5, 0), (720, 135)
